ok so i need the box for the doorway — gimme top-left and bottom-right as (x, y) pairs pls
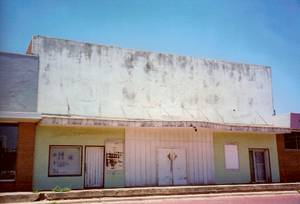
(84, 146), (104, 188)
(249, 149), (271, 183)
(157, 148), (188, 186)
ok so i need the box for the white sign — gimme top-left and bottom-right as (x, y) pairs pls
(105, 140), (124, 170)
(49, 146), (82, 176)
(224, 144), (239, 170)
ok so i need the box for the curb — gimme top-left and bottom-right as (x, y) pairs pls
(1, 183), (300, 203)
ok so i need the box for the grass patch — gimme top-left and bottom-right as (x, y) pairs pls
(32, 189), (39, 193)
(52, 186), (71, 192)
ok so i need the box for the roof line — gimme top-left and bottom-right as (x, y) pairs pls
(32, 35), (271, 69)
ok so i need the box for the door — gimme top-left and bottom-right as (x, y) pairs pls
(84, 146), (104, 188)
(249, 149), (271, 183)
(157, 148), (187, 186)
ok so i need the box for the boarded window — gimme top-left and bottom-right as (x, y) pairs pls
(224, 144), (239, 169)
(0, 124), (18, 180)
(48, 145), (82, 176)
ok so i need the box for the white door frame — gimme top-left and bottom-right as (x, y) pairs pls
(250, 148), (271, 183)
(84, 146), (105, 188)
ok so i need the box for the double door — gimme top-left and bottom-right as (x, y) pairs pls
(157, 148), (188, 186)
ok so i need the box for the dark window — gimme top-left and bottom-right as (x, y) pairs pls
(284, 132), (300, 150)
(0, 124), (18, 180)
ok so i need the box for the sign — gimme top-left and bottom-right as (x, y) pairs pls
(105, 140), (124, 170)
(49, 146), (82, 176)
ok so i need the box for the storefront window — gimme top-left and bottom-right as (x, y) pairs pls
(48, 145), (82, 176)
(0, 124), (18, 181)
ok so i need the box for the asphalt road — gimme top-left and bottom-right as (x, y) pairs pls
(15, 191), (300, 204)
(90, 192), (300, 204)
(143, 194), (300, 204)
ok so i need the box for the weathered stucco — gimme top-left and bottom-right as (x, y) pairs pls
(33, 126), (125, 190)
(0, 52), (39, 112)
(31, 36), (274, 125)
(213, 132), (280, 184)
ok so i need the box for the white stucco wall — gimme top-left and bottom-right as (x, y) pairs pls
(31, 36), (274, 125)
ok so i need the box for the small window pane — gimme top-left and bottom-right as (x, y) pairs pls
(224, 144), (239, 169)
(49, 146), (82, 176)
(0, 125), (18, 180)
(284, 134), (297, 149)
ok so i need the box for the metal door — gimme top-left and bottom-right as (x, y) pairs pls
(84, 146), (104, 188)
(157, 148), (187, 186)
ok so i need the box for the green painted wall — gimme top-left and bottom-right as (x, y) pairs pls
(213, 132), (280, 184)
(33, 126), (125, 190)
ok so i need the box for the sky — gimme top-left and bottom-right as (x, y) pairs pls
(0, 0), (299, 114)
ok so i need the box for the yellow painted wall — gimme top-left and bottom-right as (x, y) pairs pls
(213, 132), (280, 184)
(33, 126), (125, 190)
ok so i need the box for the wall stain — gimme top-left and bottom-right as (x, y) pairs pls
(248, 98), (254, 106)
(161, 71), (168, 83)
(249, 72), (256, 81)
(178, 56), (187, 69)
(205, 94), (220, 104)
(42, 38), (63, 55)
(124, 54), (134, 69)
(122, 87), (136, 100)
(45, 64), (50, 72)
(144, 62), (153, 73)
(203, 80), (208, 88)
(238, 75), (242, 82)
(83, 43), (93, 61)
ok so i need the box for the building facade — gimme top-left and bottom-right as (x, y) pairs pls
(275, 113), (300, 182)
(0, 52), (41, 191)
(0, 36), (293, 191)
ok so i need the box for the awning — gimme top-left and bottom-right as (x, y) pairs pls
(0, 111), (42, 123)
(39, 114), (291, 134)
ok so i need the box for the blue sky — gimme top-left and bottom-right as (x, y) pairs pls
(0, 0), (299, 114)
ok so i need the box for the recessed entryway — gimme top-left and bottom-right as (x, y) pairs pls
(249, 148), (271, 183)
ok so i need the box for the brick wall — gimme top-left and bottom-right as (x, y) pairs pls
(276, 134), (300, 182)
(0, 122), (36, 192)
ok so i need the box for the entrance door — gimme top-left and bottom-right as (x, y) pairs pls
(157, 148), (187, 186)
(249, 149), (271, 183)
(84, 146), (104, 188)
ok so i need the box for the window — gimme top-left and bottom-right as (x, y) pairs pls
(0, 124), (18, 181)
(224, 144), (239, 169)
(284, 132), (300, 150)
(48, 145), (82, 176)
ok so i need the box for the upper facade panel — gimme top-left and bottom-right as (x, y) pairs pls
(0, 52), (39, 113)
(31, 36), (273, 125)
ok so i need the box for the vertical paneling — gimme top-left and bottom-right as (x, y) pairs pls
(85, 147), (104, 188)
(125, 128), (215, 187)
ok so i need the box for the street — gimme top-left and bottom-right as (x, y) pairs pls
(98, 192), (300, 204)
(44, 191), (300, 204)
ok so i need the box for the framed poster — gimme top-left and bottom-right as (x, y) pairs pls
(105, 140), (124, 170)
(48, 145), (82, 176)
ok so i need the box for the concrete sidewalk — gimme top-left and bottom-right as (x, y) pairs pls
(1, 183), (300, 203)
